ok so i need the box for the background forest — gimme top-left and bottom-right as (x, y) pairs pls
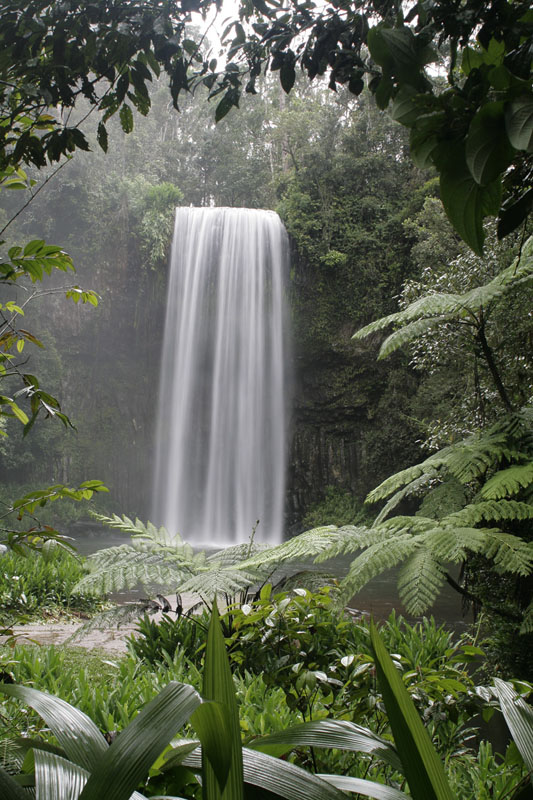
(0, 75), (459, 526)
(0, 1), (533, 799)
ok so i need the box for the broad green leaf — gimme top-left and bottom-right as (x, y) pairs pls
(215, 89), (238, 122)
(390, 87), (419, 126)
(79, 682), (202, 800)
(202, 601), (243, 799)
(319, 775), (407, 799)
(119, 104), (134, 134)
(466, 103), (514, 185)
(23, 239), (44, 256)
(97, 121), (108, 153)
(370, 622), (455, 800)
(280, 60), (296, 94)
(494, 679), (533, 780)
(505, 97), (533, 152)
(34, 749), (89, 800)
(250, 719), (402, 771)
(0, 767), (27, 800)
(191, 702), (234, 791)
(0, 685), (107, 771)
(183, 747), (346, 799)
(8, 401), (29, 425)
(440, 167), (501, 255)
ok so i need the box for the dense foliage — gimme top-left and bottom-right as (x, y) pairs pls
(206, 0), (533, 253)
(0, 603), (532, 799)
(0, 549), (106, 621)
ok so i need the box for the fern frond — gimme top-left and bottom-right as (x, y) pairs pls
(352, 311), (403, 339)
(481, 463), (533, 499)
(459, 235), (533, 312)
(178, 566), (261, 599)
(92, 512), (181, 544)
(339, 533), (420, 603)
(236, 525), (340, 569)
(367, 457), (447, 503)
(479, 531), (533, 575)
(75, 550), (198, 594)
(520, 601), (533, 635)
(356, 236), (533, 354)
(0, 737), (26, 772)
(68, 601), (162, 642)
(445, 433), (514, 482)
(397, 548), (446, 615)
(378, 317), (447, 359)
(313, 525), (376, 561)
(373, 471), (440, 525)
(379, 516), (434, 535)
(206, 541), (270, 566)
(424, 527), (533, 574)
(417, 479), (467, 520)
(446, 500), (533, 526)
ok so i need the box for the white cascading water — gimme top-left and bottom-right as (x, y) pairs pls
(152, 207), (290, 545)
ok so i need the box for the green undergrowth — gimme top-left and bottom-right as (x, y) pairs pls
(0, 549), (108, 622)
(0, 592), (531, 797)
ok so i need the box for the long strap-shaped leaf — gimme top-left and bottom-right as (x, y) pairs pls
(369, 621), (454, 800)
(0, 766), (28, 800)
(34, 749), (90, 800)
(32, 750), (148, 800)
(183, 747), (346, 799)
(0, 684), (107, 771)
(249, 718), (402, 771)
(494, 678), (533, 781)
(198, 599), (244, 800)
(78, 681), (202, 800)
(319, 774), (407, 799)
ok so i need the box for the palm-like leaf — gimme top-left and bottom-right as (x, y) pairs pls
(249, 719), (402, 771)
(0, 685), (107, 771)
(318, 776), (408, 800)
(493, 679), (533, 782)
(34, 750), (90, 800)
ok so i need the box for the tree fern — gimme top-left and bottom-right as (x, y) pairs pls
(372, 471), (440, 525)
(397, 548), (447, 615)
(178, 566), (263, 601)
(423, 527), (533, 574)
(446, 500), (533, 526)
(367, 460), (446, 504)
(339, 534), (421, 604)
(353, 235), (533, 358)
(481, 464), (533, 499)
(236, 525), (344, 570)
(378, 317), (446, 359)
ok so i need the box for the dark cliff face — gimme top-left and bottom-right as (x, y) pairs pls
(285, 241), (420, 532)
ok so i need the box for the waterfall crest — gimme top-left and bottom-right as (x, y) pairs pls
(152, 207), (290, 545)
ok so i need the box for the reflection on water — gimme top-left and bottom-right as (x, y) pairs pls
(72, 526), (471, 630)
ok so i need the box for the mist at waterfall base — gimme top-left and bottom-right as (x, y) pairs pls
(151, 207), (290, 546)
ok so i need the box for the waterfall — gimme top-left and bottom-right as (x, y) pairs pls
(152, 207), (290, 545)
